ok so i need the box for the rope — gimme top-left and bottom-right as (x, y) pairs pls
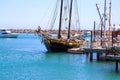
(49, 0), (60, 30)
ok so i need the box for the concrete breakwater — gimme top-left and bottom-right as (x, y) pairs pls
(8, 29), (89, 34)
(7, 29), (85, 34)
(7, 29), (104, 35)
(8, 29), (36, 33)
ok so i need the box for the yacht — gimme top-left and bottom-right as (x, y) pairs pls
(0, 29), (19, 38)
(82, 30), (91, 37)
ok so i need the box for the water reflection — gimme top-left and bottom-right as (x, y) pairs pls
(40, 52), (89, 66)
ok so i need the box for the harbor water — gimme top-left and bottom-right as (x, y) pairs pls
(0, 33), (120, 80)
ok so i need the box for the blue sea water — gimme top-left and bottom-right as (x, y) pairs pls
(0, 33), (120, 80)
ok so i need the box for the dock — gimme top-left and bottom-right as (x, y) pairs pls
(84, 47), (107, 61)
(67, 42), (120, 72)
(68, 48), (84, 54)
(105, 55), (120, 72)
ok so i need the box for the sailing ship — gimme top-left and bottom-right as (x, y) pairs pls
(36, 0), (85, 52)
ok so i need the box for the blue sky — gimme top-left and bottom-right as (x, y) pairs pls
(0, 0), (119, 30)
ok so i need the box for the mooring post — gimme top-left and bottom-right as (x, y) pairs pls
(90, 52), (93, 61)
(86, 52), (89, 56)
(97, 53), (100, 61)
(116, 60), (119, 72)
(90, 31), (93, 44)
(93, 21), (96, 40)
(112, 31), (113, 47)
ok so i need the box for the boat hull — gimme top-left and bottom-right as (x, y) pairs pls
(43, 38), (82, 52)
(0, 33), (19, 38)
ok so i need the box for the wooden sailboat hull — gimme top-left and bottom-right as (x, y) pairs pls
(43, 38), (81, 52)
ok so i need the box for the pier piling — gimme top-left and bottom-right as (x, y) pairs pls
(90, 52), (93, 61)
(115, 60), (119, 72)
(97, 53), (100, 61)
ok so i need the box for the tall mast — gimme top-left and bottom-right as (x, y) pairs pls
(68, 0), (73, 39)
(103, 0), (107, 37)
(58, 0), (63, 39)
(108, 0), (111, 36)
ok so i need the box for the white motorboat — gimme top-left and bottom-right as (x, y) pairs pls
(82, 31), (91, 37)
(0, 29), (19, 38)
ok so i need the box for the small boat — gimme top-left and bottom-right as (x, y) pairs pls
(82, 30), (91, 37)
(0, 29), (19, 38)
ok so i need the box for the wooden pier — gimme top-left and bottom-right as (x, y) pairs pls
(84, 47), (107, 61)
(68, 48), (84, 54)
(67, 26), (120, 72)
(105, 55), (120, 72)
(67, 46), (120, 72)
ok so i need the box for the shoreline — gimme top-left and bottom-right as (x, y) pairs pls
(8, 29), (36, 33)
(8, 29), (103, 35)
(7, 29), (112, 37)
